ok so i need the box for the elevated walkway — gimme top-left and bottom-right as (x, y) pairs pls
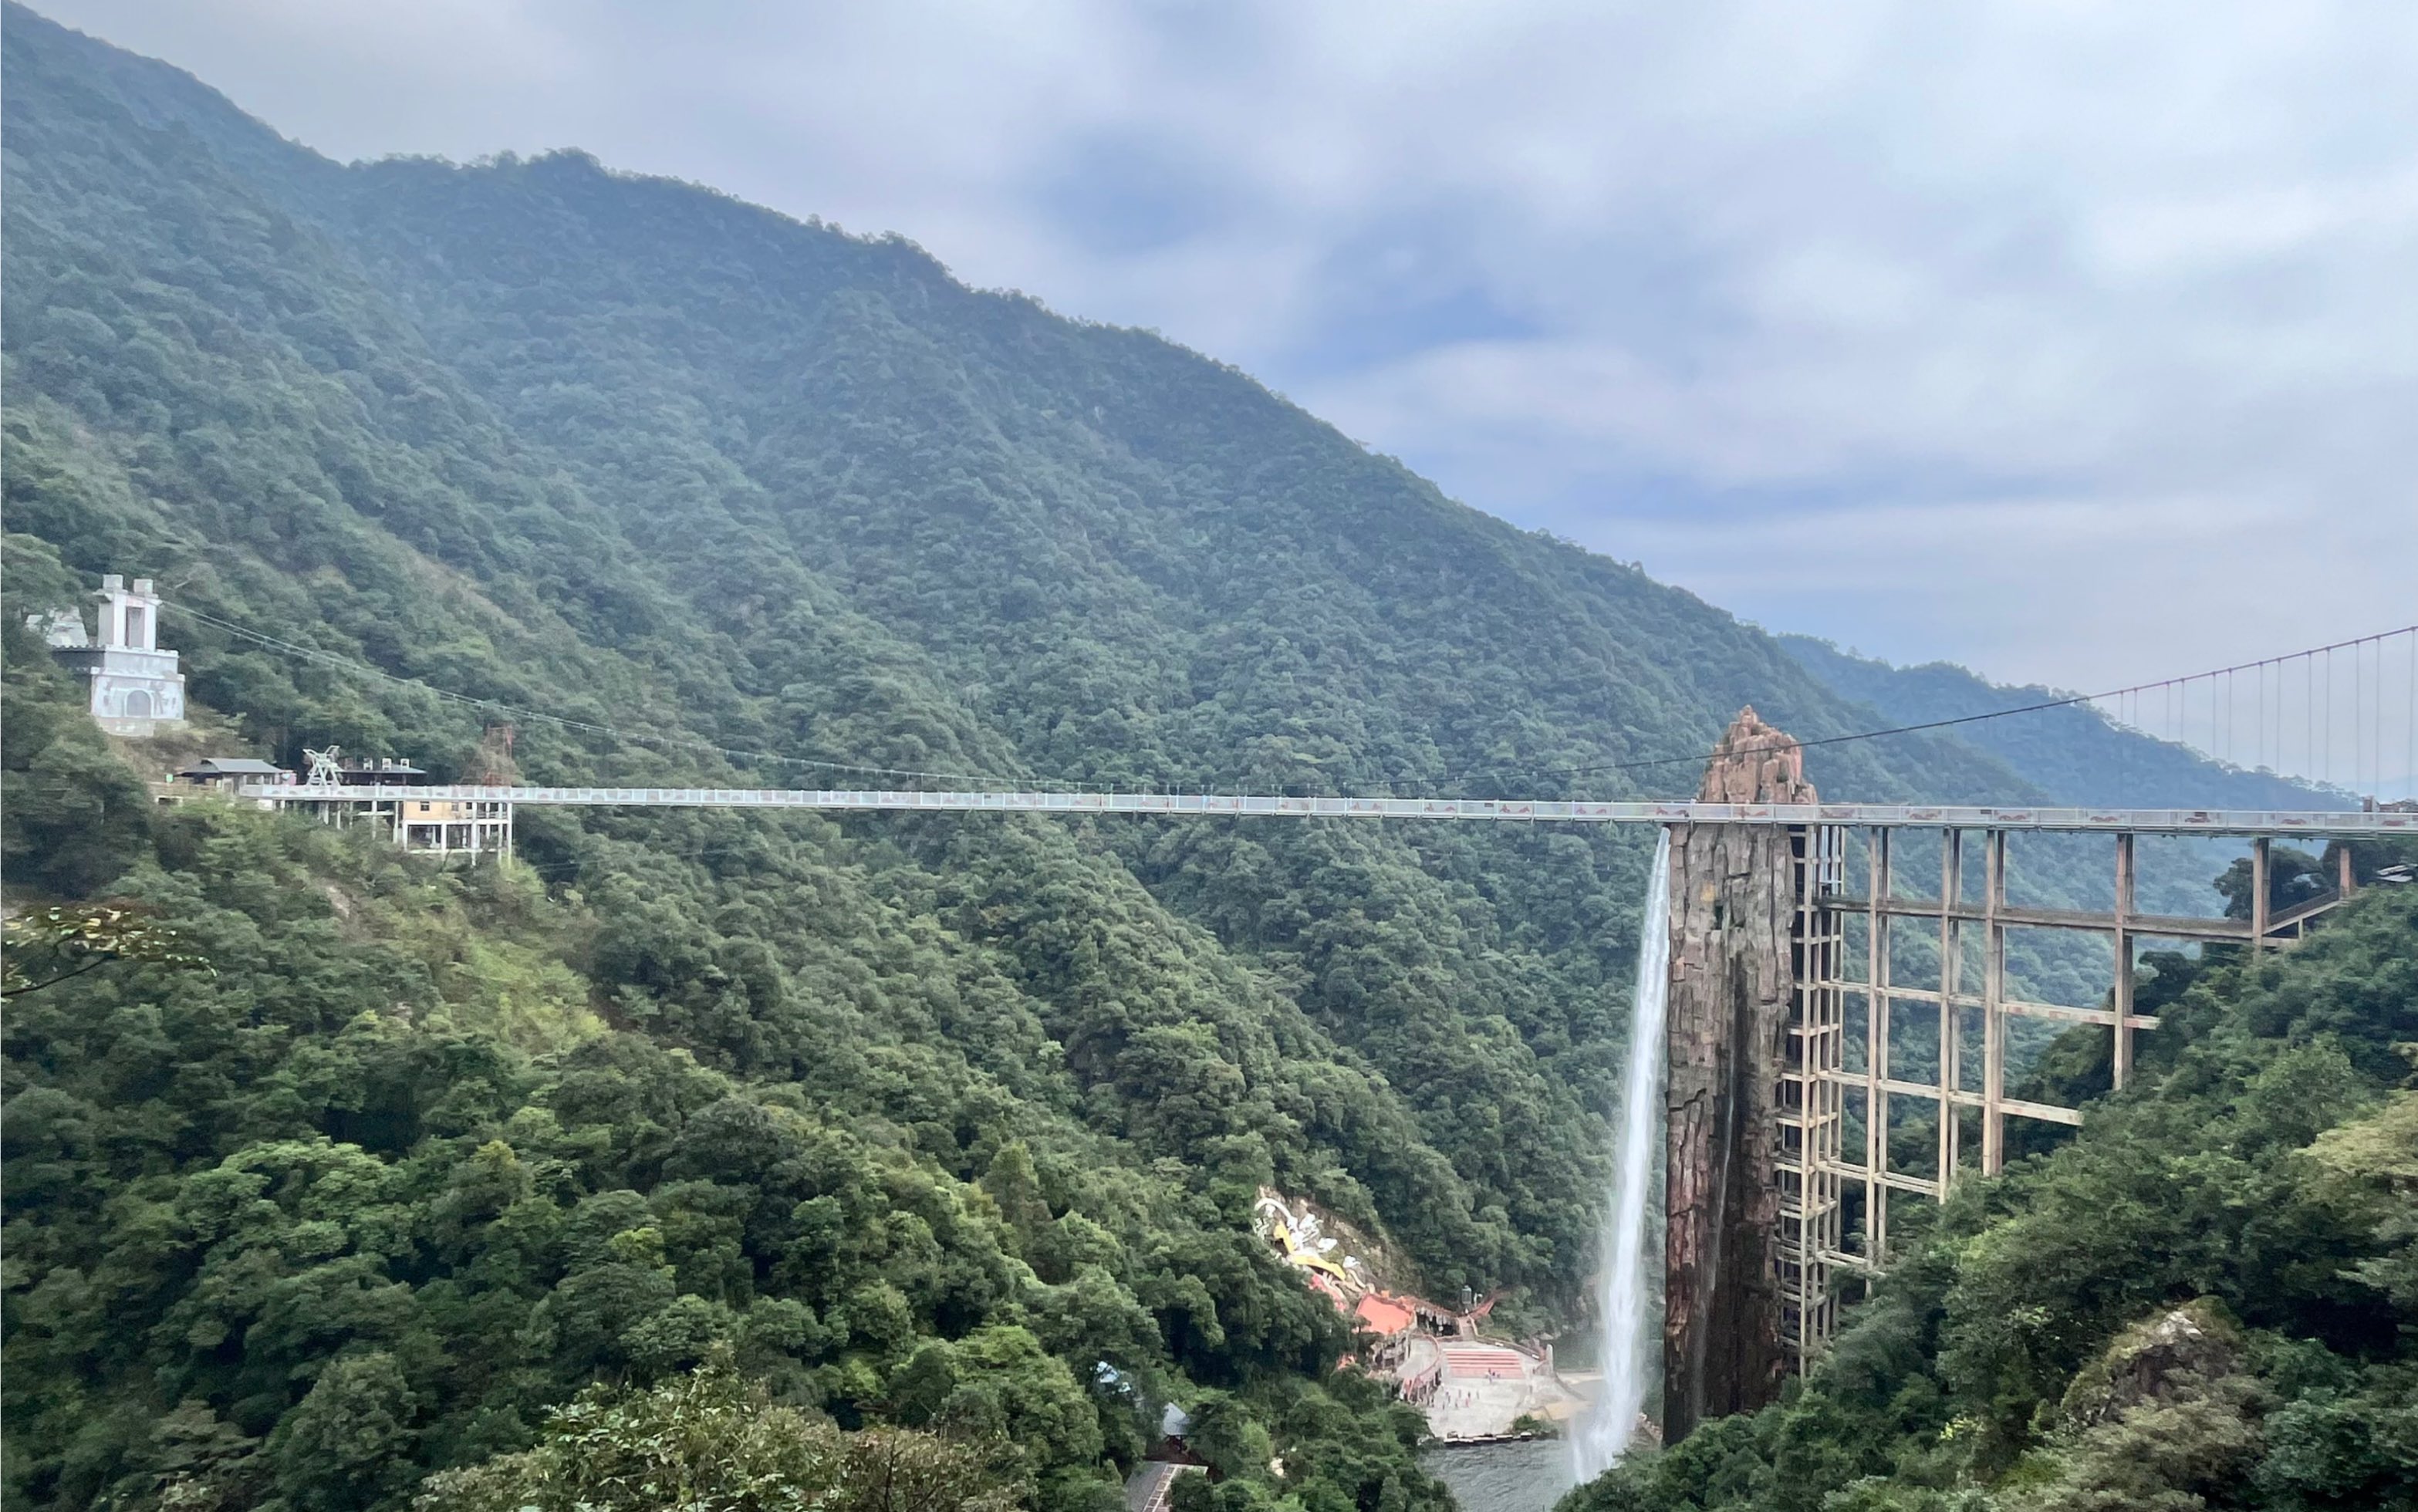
(235, 783), (2412, 836)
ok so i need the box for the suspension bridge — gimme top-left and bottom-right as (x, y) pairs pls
(220, 785), (2418, 833)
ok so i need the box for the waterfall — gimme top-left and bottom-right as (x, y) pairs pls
(1571, 827), (1673, 1484)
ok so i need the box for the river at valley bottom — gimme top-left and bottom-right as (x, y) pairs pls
(1420, 1438), (1573, 1512)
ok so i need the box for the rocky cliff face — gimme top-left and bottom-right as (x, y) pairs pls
(1661, 708), (1812, 1442)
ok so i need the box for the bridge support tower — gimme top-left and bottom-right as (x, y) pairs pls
(1768, 822), (2364, 1380)
(1661, 722), (2374, 1443)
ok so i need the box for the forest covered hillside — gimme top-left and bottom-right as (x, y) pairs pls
(3, 7), (2399, 1512)
(2, 651), (1433, 1512)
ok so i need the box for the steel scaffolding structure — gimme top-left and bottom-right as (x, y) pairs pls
(1773, 827), (2366, 1369)
(1776, 825), (1848, 1368)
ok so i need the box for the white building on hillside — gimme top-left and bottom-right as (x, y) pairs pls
(30, 573), (188, 736)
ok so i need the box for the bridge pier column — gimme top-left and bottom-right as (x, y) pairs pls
(1863, 829), (1893, 1265)
(1982, 831), (2008, 1176)
(2114, 834), (2136, 1088)
(2252, 837), (2272, 946)
(1937, 832), (1962, 1188)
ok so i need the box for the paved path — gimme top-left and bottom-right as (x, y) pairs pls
(1123, 1462), (1203, 1512)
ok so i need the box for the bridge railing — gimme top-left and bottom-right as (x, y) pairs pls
(228, 785), (2416, 835)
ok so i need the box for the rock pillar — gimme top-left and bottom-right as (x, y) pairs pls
(1662, 707), (1814, 1443)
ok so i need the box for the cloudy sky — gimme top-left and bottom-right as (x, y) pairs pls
(32, 0), (2418, 707)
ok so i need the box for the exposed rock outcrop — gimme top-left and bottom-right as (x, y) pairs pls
(2058, 1301), (2244, 1429)
(1997, 1302), (2266, 1512)
(1662, 708), (1813, 1443)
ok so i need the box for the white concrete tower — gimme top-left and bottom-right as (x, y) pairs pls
(53, 573), (187, 735)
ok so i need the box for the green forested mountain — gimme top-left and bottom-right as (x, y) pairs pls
(2, 8), (2395, 1512)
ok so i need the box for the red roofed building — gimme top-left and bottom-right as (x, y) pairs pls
(1353, 1292), (1417, 1336)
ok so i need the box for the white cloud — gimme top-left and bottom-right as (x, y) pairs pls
(29, 0), (2418, 703)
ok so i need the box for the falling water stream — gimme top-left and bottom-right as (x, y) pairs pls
(1569, 828), (1673, 1484)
